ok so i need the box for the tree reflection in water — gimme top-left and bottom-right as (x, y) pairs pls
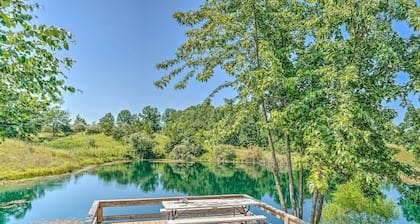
(0, 161), (416, 223)
(0, 178), (68, 223)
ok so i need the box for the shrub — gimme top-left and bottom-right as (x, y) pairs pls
(169, 143), (196, 161)
(85, 125), (101, 135)
(125, 132), (156, 159)
(243, 146), (263, 163)
(87, 139), (96, 147)
(213, 144), (236, 162)
(72, 123), (86, 133)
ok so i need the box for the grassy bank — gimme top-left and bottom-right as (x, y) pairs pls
(387, 143), (419, 184)
(0, 133), (129, 180)
(42, 133), (128, 162)
(1, 133), (417, 183)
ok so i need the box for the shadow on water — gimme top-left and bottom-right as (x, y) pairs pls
(0, 161), (418, 223)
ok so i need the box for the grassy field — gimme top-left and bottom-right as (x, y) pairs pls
(1, 133), (417, 183)
(42, 133), (129, 162)
(0, 133), (129, 180)
(387, 143), (419, 184)
(387, 143), (418, 167)
(0, 139), (78, 180)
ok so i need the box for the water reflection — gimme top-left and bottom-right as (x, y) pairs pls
(398, 185), (420, 223)
(0, 178), (68, 223)
(0, 161), (417, 223)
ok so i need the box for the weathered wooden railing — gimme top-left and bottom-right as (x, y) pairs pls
(85, 194), (306, 224)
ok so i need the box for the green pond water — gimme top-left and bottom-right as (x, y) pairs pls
(0, 161), (418, 224)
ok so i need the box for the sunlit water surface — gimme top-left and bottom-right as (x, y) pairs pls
(0, 162), (418, 224)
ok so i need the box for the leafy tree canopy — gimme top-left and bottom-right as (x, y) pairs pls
(99, 112), (115, 136)
(0, 0), (74, 138)
(322, 181), (399, 224)
(140, 106), (161, 132)
(117, 109), (134, 126)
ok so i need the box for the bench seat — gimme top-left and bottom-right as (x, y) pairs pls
(167, 215), (266, 224)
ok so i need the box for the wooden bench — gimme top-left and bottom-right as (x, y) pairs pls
(167, 215), (266, 224)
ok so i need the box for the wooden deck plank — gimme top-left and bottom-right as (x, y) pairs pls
(114, 220), (167, 224)
(167, 215), (266, 224)
(114, 220), (267, 224)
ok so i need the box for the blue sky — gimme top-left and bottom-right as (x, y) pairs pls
(34, 0), (235, 123)
(33, 0), (418, 123)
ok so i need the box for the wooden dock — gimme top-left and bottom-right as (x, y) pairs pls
(85, 194), (306, 224)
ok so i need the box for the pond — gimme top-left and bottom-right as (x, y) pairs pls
(0, 161), (418, 223)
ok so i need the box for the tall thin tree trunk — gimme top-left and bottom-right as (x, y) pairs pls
(298, 144), (304, 219)
(310, 188), (318, 224)
(285, 135), (297, 216)
(251, 3), (287, 212)
(314, 193), (324, 224)
(261, 103), (287, 211)
(52, 124), (57, 137)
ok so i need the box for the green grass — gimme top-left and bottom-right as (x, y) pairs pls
(0, 133), (129, 180)
(387, 143), (418, 168)
(0, 139), (80, 180)
(45, 133), (129, 163)
(387, 143), (419, 184)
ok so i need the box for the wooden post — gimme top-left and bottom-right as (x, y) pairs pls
(97, 206), (103, 223)
(284, 216), (289, 224)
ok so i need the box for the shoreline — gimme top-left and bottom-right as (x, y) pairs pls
(2, 156), (416, 188)
(0, 160), (130, 189)
(0, 158), (272, 188)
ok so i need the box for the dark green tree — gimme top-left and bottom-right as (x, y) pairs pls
(117, 109), (133, 126)
(125, 132), (156, 159)
(140, 106), (161, 132)
(72, 114), (87, 133)
(161, 108), (177, 125)
(162, 102), (216, 156)
(99, 112), (115, 136)
(42, 105), (72, 136)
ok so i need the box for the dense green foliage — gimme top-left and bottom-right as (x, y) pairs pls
(41, 105), (72, 137)
(398, 107), (420, 160)
(322, 181), (398, 224)
(72, 115), (87, 133)
(141, 106), (161, 132)
(161, 101), (268, 160)
(125, 132), (156, 159)
(162, 102), (216, 155)
(98, 112), (115, 136)
(0, 0), (74, 138)
(213, 144), (236, 161)
(169, 141), (198, 161)
(156, 0), (419, 223)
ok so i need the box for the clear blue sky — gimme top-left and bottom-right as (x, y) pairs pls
(33, 0), (418, 123)
(34, 0), (235, 123)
